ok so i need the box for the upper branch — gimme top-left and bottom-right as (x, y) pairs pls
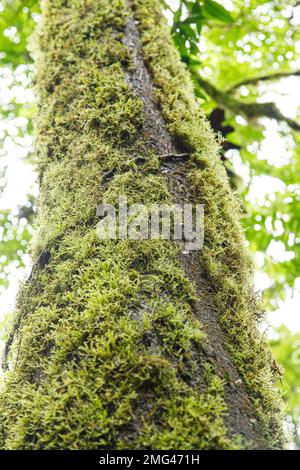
(226, 70), (300, 92)
(195, 76), (300, 131)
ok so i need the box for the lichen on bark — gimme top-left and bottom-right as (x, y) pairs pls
(0, 0), (284, 450)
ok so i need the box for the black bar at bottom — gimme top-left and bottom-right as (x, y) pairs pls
(0, 449), (295, 467)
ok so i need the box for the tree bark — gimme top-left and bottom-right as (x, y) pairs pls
(0, 0), (284, 450)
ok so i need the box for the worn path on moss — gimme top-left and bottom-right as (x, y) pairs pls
(0, 0), (283, 450)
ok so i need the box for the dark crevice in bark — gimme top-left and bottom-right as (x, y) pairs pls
(122, 9), (267, 448)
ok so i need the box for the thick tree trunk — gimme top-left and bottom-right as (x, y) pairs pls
(0, 0), (284, 449)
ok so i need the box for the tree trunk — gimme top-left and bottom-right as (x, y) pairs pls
(0, 0), (284, 450)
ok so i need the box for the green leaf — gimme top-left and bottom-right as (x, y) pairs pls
(180, 13), (204, 27)
(173, 33), (189, 58)
(173, 3), (183, 25)
(179, 23), (198, 42)
(203, 0), (234, 23)
(194, 86), (207, 100)
(196, 18), (203, 35)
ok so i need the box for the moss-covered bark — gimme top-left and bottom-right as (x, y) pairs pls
(0, 0), (284, 449)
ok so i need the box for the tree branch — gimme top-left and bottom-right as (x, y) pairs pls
(196, 76), (300, 131)
(227, 70), (300, 92)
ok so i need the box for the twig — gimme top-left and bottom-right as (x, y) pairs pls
(227, 70), (300, 92)
(195, 75), (300, 131)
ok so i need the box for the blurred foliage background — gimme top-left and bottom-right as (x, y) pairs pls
(0, 0), (300, 447)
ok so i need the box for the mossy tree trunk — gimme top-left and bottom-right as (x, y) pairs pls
(0, 0), (284, 450)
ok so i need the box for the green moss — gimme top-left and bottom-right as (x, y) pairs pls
(132, 0), (284, 447)
(1, 233), (238, 449)
(0, 0), (284, 450)
(130, 364), (243, 451)
(0, 0), (240, 450)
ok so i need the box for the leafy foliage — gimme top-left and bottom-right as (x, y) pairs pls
(0, 0), (39, 66)
(0, 0), (38, 287)
(270, 326), (300, 447)
(164, 0), (233, 64)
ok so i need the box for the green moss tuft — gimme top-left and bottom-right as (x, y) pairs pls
(0, 0), (238, 450)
